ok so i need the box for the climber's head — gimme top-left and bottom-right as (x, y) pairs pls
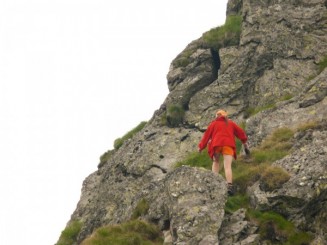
(216, 109), (228, 117)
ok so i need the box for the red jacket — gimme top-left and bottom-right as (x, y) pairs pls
(198, 116), (247, 159)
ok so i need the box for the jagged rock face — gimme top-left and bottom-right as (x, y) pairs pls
(165, 39), (218, 111)
(245, 70), (327, 147)
(147, 166), (227, 245)
(187, 0), (327, 129)
(60, 0), (327, 244)
(72, 165), (227, 244)
(247, 120), (327, 239)
(241, 0), (327, 107)
(70, 122), (216, 244)
(219, 208), (260, 245)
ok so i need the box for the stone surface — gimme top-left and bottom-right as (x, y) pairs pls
(57, 0), (327, 244)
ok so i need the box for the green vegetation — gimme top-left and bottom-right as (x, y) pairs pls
(255, 127), (294, 160)
(114, 121), (147, 150)
(172, 14), (242, 68)
(260, 127), (294, 149)
(162, 104), (185, 127)
(260, 166), (290, 192)
(175, 150), (211, 169)
(305, 55), (327, 81)
(131, 198), (150, 220)
(231, 127), (311, 243)
(226, 196), (313, 244)
(247, 210), (313, 244)
(296, 121), (319, 132)
(287, 232), (314, 245)
(57, 220), (82, 245)
(98, 149), (115, 168)
(174, 125), (313, 243)
(245, 93), (297, 119)
(234, 127), (294, 192)
(225, 194), (249, 214)
(99, 121), (148, 166)
(172, 49), (194, 68)
(244, 103), (277, 118)
(202, 15), (242, 51)
(280, 93), (293, 101)
(80, 199), (160, 244)
(174, 127), (294, 193)
(233, 162), (269, 193)
(318, 55), (327, 73)
(87, 119), (322, 244)
(252, 150), (287, 164)
(81, 220), (163, 245)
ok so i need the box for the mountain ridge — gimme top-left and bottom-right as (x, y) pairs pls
(57, 0), (327, 244)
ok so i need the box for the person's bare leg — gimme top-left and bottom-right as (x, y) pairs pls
(223, 154), (233, 183)
(212, 153), (220, 175)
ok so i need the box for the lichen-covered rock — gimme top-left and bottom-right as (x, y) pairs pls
(165, 40), (217, 110)
(147, 166), (227, 245)
(303, 189), (327, 243)
(247, 120), (327, 243)
(219, 208), (259, 245)
(72, 164), (227, 244)
(188, 0), (327, 128)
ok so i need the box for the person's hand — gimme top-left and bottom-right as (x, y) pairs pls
(198, 148), (202, 153)
(244, 147), (250, 156)
(243, 143), (250, 155)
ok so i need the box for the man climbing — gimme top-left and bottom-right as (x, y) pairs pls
(198, 109), (249, 196)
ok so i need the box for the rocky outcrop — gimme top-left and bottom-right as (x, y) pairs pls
(72, 165), (227, 245)
(247, 120), (327, 238)
(58, 0), (327, 244)
(187, 0), (327, 130)
(146, 166), (227, 245)
(219, 208), (260, 245)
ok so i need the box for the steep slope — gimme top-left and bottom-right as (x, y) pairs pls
(57, 0), (327, 244)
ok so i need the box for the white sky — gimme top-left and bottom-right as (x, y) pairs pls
(0, 1), (227, 244)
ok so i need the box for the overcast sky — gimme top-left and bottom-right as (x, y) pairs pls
(0, 1), (228, 244)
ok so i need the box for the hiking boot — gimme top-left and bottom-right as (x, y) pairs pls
(227, 183), (234, 196)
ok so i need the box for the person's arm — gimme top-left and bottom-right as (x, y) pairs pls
(198, 123), (213, 152)
(233, 122), (247, 143)
(233, 122), (250, 155)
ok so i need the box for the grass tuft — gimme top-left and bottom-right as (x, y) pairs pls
(202, 15), (242, 51)
(259, 127), (294, 151)
(244, 103), (276, 118)
(81, 220), (163, 245)
(247, 210), (313, 244)
(318, 55), (327, 73)
(131, 198), (150, 220)
(172, 49), (194, 68)
(233, 161), (269, 193)
(98, 149), (115, 168)
(165, 104), (185, 127)
(260, 166), (290, 192)
(175, 150), (211, 170)
(56, 220), (82, 245)
(280, 93), (293, 101)
(287, 231), (314, 245)
(225, 194), (249, 214)
(114, 121), (147, 150)
(251, 149), (288, 164)
(249, 210), (293, 241)
(296, 121), (319, 132)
